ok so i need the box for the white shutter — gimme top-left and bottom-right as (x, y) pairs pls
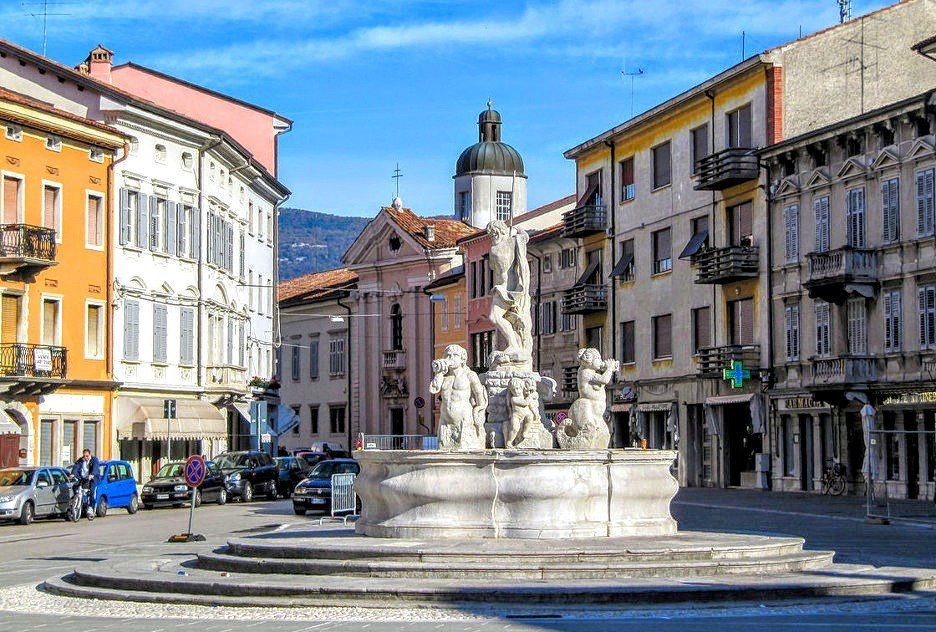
(847, 298), (866, 355)
(784, 205), (799, 262)
(119, 188), (130, 245)
(124, 300), (139, 360)
(149, 197), (160, 252)
(814, 196), (830, 253)
(136, 193), (149, 248)
(918, 169), (935, 237)
(166, 201), (177, 256)
(180, 307), (194, 365)
(882, 178), (899, 243)
(153, 304), (167, 362)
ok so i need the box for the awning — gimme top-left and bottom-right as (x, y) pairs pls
(679, 230), (708, 259)
(276, 405), (300, 435)
(232, 402), (252, 422)
(575, 256), (600, 285)
(576, 179), (599, 208)
(705, 393), (753, 406)
(704, 393), (766, 434)
(116, 396), (227, 441)
(0, 408), (21, 435)
(609, 253), (634, 278)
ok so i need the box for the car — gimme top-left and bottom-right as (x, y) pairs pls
(93, 460), (140, 517)
(292, 458), (360, 515)
(0, 466), (72, 525)
(141, 460), (228, 509)
(274, 456), (311, 497)
(214, 450), (277, 502)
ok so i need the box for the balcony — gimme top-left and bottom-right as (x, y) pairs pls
(694, 245), (759, 284)
(808, 355), (877, 387)
(206, 365), (248, 391)
(694, 148), (759, 191)
(561, 204), (607, 238)
(561, 284), (608, 314)
(383, 350), (405, 370)
(0, 224), (57, 279)
(0, 343), (66, 397)
(697, 344), (760, 379)
(804, 247), (878, 303)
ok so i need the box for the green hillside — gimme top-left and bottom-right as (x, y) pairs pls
(278, 208), (371, 280)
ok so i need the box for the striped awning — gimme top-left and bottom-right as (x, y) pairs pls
(116, 396), (226, 441)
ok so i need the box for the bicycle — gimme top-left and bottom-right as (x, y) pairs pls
(67, 476), (94, 522)
(820, 460), (847, 496)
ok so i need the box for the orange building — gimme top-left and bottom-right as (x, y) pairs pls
(0, 88), (124, 468)
(423, 266), (466, 431)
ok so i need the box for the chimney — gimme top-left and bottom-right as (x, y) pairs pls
(424, 225), (436, 242)
(85, 45), (114, 84)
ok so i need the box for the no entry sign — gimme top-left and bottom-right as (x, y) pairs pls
(184, 455), (206, 488)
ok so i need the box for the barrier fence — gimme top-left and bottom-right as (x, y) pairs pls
(319, 472), (357, 525)
(866, 428), (936, 524)
(359, 434), (439, 451)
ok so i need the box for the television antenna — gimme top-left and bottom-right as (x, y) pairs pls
(22, 0), (73, 56)
(621, 67), (645, 117)
(838, 0), (852, 23)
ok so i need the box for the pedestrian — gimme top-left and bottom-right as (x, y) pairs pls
(71, 448), (99, 521)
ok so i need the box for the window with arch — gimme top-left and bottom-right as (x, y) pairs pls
(390, 304), (403, 350)
(181, 152), (194, 170)
(128, 137), (139, 156)
(154, 144), (167, 163)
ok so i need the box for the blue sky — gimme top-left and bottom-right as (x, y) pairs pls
(4, 0), (892, 218)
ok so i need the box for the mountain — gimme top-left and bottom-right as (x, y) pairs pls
(277, 208), (371, 281)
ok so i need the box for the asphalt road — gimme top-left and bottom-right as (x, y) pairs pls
(0, 489), (931, 631)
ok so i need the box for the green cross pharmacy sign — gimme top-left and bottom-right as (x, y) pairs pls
(722, 360), (750, 389)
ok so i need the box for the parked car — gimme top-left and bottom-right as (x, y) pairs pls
(292, 458), (360, 515)
(214, 451), (276, 502)
(141, 460), (228, 509)
(0, 466), (72, 525)
(274, 456), (311, 497)
(93, 460), (140, 517)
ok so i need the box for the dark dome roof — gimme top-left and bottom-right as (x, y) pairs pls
(456, 141), (524, 177)
(478, 108), (502, 124)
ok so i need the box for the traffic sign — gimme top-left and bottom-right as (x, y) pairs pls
(414, 396), (426, 409)
(555, 410), (569, 425)
(184, 455), (206, 488)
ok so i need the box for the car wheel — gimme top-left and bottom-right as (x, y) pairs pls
(293, 507), (306, 515)
(96, 497), (108, 518)
(18, 501), (33, 526)
(216, 488), (227, 505)
(143, 503), (153, 510)
(241, 482), (253, 503)
(127, 494), (139, 515)
(193, 489), (202, 508)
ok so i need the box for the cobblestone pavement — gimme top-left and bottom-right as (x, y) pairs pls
(0, 488), (932, 630)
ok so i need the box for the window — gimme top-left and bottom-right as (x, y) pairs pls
(620, 157), (635, 201)
(329, 338), (345, 376)
(291, 345), (301, 380)
(41, 298), (61, 346)
(583, 170), (603, 207)
(728, 201), (753, 247)
(239, 231), (245, 279)
(846, 297), (867, 355)
(582, 249), (601, 284)
(784, 304), (800, 361)
(883, 289), (901, 353)
(652, 141), (671, 189)
(495, 191), (512, 221)
(180, 307), (195, 365)
(42, 184), (61, 241)
(612, 238), (635, 281)
(560, 311), (576, 332)
(539, 301), (557, 335)
(692, 307), (711, 354)
(652, 227), (672, 274)
(152, 304), (168, 363)
(621, 320), (635, 364)
(478, 256), (488, 295)
(86, 193), (103, 247)
(691, 124), (709, 174)
(329, 406), (346, 434)
(471, 331), (494, 371)
(1, 175), (20, 224)
(782, 204), (799, 263)
(309, 405), (319, 434)
(154, 144), (167, 163)
(469, 261), (478, 298)
(726, 104), (752, 148)
(89, 147), (104, 162)
(390, 304), (403, 350)
(919, 286), (936, 349)
(309, 340), (319, 379)
(815, 300), (831, 357)
(181, 152), (194, 170)
(440, 298), (449, 332)
(248, 201), (254, 234)
(846, 187), (866, 247)
(458, 191), (471, 222)
(881, 178), (900, 243)
(45, 135), (61, 151)
(177, 204), (191, 257)
(917, 168), (935, 237)
(82, 421), (99, 457)
(652, 314), (672, 359)
(679, 216), (708, 260)
(85, 303), (103, 359)
(543, 254), (552, 273)
(453, 294), (462, 329)
(150, 197), (165, 251)
(586, 325), (602, 353)
(560, 247), (576, 269)
(814, 195), (830, 253)
(123, 299), (140, 360)
(728, 298), (754, 346)
(782, 415), (796, 476)
(5, 125), (22, 141)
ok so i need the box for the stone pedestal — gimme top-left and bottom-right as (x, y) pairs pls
(354, 449), (679, 539)
(481, 369), (553, 448)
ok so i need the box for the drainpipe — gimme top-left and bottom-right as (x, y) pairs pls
(527, 250), (543, 372)
(604, 139), (617, 358)
(337, 295), (352, 451)
(704, 89), (718, 365)
(107, 141), (130, 461)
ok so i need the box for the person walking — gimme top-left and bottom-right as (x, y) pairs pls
(71, 448), (99, 521)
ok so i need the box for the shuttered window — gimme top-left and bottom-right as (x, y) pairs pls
(86, 304), (102, 358)
(815, 301), (831, 357)
(118, 188), (133, 245)
(153, 304), (168, 363)
(919, 286), (936, 349)
(43, 185), (59, 239)
(814, 196), (830, 253)
(82, 421), (98, 455)
(728, 298), (754, 345)
(691, 124), (708, 174)
(727, 104), (752, 148)
(883, 289), (901, 353)
(652, 228), (672, 274)
(86, 194), (103, 247)
(917, 168), (935, 237)
(783, 204), (799, 262)
(166, 201), (177, 256)
(180, 307), (195, 365)
(1, 295), (19, 344)
(2, 176), (19, 224)
(692, 307), (711, 354)
(784, 304), (800, 361)
(149, 197), (162, 251)
(881, 178), (900, 243)
(39, 420), (53, 466)
(291, 345), (301, 380)
(135, 192), (148, 248)
(42, 299), (59, 345)
(846, 187), (866, 247)
(309, 340), (319, 379)
(652, 142), (671, 189)
(652, 314), (672, 359)
(123, 299), (140, 360)
(226, 319), (234, 365)
(238, 322), (245, 367)
(329, 338), (345, 376)
(239, 231), (246, 279)
(620, 157), (635, 200)
(621, 320), (636, 363)
(454, 295), (462, 329)
(728, 201), (753, 246)
(191, 206), (200, 260)
(847, 297), (868, 355)
(177, 204), (189, 257)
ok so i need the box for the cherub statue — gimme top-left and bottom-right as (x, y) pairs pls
(504, 377), (538, 448)
(556, 348), (620, 449)
(430, 344), (487, 450)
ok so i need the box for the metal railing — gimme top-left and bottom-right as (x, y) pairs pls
(694, 245), (759, 284)
(359, 434), (439, 450)
(0, 224), (56, 262)
(561, 204), (607, 238)
(561, 283), (608, 313)
(866, 428), (936, 525)
(697, 344), (760, 378)
(810, 355), (876, 383)
(807, 247), (877, 282)
(382, 350), (405, 369)
(0, 343), (66, 378)
(694, 147), (759, 190)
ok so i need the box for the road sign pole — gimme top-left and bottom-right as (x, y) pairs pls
(168, 454), (206, 543)
(186, 485), (196, 535)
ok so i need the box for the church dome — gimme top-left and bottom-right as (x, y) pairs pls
(454, 104), (525, 177)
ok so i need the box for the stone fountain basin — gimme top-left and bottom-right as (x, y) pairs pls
(354, 449), (678, 539)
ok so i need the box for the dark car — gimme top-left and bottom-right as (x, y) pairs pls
(292, 458), (360, 515)
(214, 450), (276, 502)
(274, 456), (311, 497)
(141, 460), (229, 509)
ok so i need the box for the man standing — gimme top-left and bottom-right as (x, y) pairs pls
(71, 449), (99, 521)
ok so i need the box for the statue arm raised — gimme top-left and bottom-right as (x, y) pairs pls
(429, 370), (445, 395)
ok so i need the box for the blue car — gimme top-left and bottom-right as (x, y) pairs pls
(93, 460), (140, 517)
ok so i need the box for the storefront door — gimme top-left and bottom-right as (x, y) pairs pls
(799, 414), (815, 491)
(724, 403), (757, 487)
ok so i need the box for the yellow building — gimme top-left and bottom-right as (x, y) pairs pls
(424, 266), (466, 432)
(0, 88), (124, 468)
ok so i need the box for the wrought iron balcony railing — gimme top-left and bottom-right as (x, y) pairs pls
(0, 343), (66, 379)
(697, 344), (760, 378)
(561, 283), (608, 314)
(561, 204), (607, 238)
(694, 147), (759, 190)
(694, 245), (759, 284)
(0, 224), (56, 264)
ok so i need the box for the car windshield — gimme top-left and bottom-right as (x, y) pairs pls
(155, 463), (185, 478)
(0, 469), (34, 486)
(309, 461), (356, 478)
(214, 453), (249, 469)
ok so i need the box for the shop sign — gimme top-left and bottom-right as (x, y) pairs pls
(779, 397), (829, 410)
(881, 391), (936, 406)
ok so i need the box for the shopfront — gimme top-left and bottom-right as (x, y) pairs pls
(771, 395), (837, 493)
(703, 393), (767, 489)
(873, 391), (936, 501)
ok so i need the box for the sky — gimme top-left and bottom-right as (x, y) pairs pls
(2, 0), (894, 218)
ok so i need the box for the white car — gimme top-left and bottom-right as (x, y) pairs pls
(0, 466), (73, 525)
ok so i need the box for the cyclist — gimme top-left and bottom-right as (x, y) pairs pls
(71, 448), (98, 521)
